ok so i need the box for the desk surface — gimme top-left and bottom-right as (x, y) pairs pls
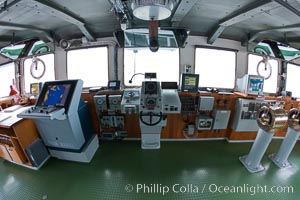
(0, 106), (30, 128)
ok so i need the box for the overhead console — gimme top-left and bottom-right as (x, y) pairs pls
(18, 79), (99, 163)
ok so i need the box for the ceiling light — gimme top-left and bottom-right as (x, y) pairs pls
(131, 0), (174, 21)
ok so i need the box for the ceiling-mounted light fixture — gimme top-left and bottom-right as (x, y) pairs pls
(148, 20), (159, 52)
(131, 0), (174, 21)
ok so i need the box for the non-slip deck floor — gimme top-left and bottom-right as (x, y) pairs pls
(0, 140), (299, 200)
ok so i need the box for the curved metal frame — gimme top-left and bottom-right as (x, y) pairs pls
(256, 58), (272, 80)
(30, 57), (46, 80)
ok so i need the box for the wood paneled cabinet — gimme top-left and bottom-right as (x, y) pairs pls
(0, 108), (40, 167)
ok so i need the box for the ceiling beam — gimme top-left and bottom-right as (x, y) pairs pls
(243, 23), (300, 45)
(171, 0), (198, 27)
(0, 0), (22, 15)
(207, 0), (273, 44)
(32, 0), (96, 41)
(206, 26), (226, 45)
(272, 0), (300, 17)
(0, 21), (54, 42)
(0, 35), (21, 42)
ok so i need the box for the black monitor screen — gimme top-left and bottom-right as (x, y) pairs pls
(181, 73), (199, 92)
(161, 82), (178, 89)
(36, 80), (78, 111)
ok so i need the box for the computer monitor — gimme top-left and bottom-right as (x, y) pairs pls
(36, 80), (78, 112)
(30, 82), (42, 95)
(236, 74), (264, 95)
(180, 73), (199, 92)
(247, 75), (264, 93)
(107, 80), (121, 90)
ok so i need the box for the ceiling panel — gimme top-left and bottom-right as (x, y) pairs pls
(0, 0), (300, 47)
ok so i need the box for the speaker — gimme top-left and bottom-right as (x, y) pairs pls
(59, 39), (70, 49)
(93, 95), (107, 111)
(108, 95), (122, 111)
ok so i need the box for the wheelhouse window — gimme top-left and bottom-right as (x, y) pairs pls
(0, 62), (15, 97)
(124, 48), (179, 86)
(286, 63), (300, 98)
(24, 54), (55, 93)
(67, 46), (108, 88)
(195, 47), (236, 89)
(247, 54), (278, 94)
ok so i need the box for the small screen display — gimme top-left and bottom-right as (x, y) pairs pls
(109, 82), (116, 87)
(248, 76), (264, 92)
(41, 84), (71, 106)
(181, 73), (199, 92)
(184, 77), (197, 87)
(30, 83), (42, 95)
(107, 80), (120, 89)
(161, 82), (178, 89)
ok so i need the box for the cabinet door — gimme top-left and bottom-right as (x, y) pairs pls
(0, 144), (12, 161)
(9, 139), (28, 164)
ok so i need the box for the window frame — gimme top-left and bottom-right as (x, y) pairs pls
(195, 46), (237, 90)
(0, 61), (16, 98)
(285, 61), (300, 98)
(247, 52), (279, 95)
(22, 53), (55, 94)
(66, 45), (109, 88)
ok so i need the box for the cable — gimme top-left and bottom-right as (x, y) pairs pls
(128, 73), (144, 84)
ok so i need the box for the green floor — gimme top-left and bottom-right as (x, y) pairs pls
(0, 140), (299, 200)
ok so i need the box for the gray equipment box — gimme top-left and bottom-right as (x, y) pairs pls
(199, 96), (215, 111)
(231, 98), (263, 132)
(212, 109), (231, 130)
